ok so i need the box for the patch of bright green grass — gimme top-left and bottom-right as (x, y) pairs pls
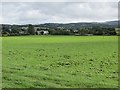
(2, 36), (118, 88)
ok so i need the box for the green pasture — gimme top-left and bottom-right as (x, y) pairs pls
(2, 36), (118, 88)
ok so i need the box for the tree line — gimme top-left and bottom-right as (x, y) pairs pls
(1, 24), (118, 36)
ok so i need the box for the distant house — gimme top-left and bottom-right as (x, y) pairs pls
(43, 31), (49, 35)
(36, 30), (49, 35)
(115, 28), (120, 35)
(20, 26), (49, 35)
(65, 29), (70, 32)
(21, 26), (28, 30)
(73, 30), (79, 33)
(73, 30), (79, 35)
(34, 27), (49, 34)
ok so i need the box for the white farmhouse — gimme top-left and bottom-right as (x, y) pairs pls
(36, 30), (49, 35)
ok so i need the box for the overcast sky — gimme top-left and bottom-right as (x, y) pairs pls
(0, 1), (118, 24)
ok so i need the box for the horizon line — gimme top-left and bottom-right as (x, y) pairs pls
(0, 19), (119, 25)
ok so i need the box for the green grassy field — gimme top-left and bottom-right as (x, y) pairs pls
(2, 36), (118, 88)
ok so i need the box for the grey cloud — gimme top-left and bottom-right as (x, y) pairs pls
(1, 2), (118, 24)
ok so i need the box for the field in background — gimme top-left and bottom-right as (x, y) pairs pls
(2, 36), (118, 88)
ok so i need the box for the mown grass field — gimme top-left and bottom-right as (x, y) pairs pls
(2, 36), (118, 88)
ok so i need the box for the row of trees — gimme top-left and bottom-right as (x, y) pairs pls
(48, 28), (116, 35)
(2, 24), (35, 36)
(2, 24), (117, 36)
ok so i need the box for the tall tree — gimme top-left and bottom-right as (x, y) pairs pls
(27, 24), (35, 35)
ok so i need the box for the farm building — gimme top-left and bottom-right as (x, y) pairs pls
(36, 30), (49, 35)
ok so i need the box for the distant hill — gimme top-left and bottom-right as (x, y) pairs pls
(103, 20), (118, 27)
(1, 20), (119, 29)
(35, 20), (118, 29)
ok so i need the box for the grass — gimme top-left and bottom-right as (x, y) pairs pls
(0, 37), (2, 89)
(2, 35), (118, 88)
